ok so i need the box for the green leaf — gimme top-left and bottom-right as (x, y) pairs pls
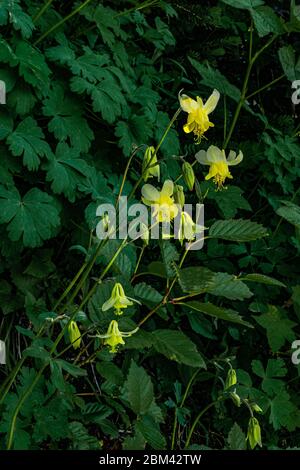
(185, 301), (253, 328)
(135, 416), (166, 450)
(240, 273), (286, 288)
(0, 0), (34, 38)
(269, 391), (300, 431)
(209, 219), (268, 242)
(152, 329), (206, 368)
(42, 85), (94, 153)
(276, 201), (300, 228)
(178, 266), (215, 293)
(206, 272), (253, 300)
(252, 358), (287, 396)
(7, 117), (51, 171)
(189, 57), (241, 102)
(0, 110), (13, 139)
(134, 282), (163, 305)
(43, 143), (90, 202)
(254, 305), (297, 351)
(278, 46), (300, 81)
(159, 240), (179, 278)
(251, 6), (284, 37)
(0, 186), (60, 247)
(115, 114), (152, 157)
(15, 41), (50, 90)
(227, 423), (246, 450)
(57, 359), (87, 377)
(205, 184), (251, 218)
(124, 360), (154, 415)
(221, 0), (264, 8)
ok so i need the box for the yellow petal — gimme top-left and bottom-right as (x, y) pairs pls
(141, 184), (160, 203)
(203, 89), (220, 114)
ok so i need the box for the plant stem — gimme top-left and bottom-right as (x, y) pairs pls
(223, 28), (278, 149)
(33, 0), (54, 22)
(184, 398), (223, 449)
(53, 262), (88, 311)
(33, 0), (93, 46)
(245, 74), (285, 100)
(6, 366), (46, 449)
(134, 246), (146, 276)
(171, 368), (201, 450)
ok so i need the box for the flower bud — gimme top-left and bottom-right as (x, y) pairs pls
(246, 417), (262, 449)
(182, 162), (195, 191)
(230, 391), (241, 407)
(173, 184), (185, 207)
(251, 403), (263, 414)
(68, 321), (81, 350)
(225, 368), (237, 390)
(142, 146), (160, 182)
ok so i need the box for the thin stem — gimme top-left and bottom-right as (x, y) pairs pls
(33, 0), (93, 46)
(245, 74), (285, 100)
(128, 108), (181, 201)
(171, 368), (201, 450)
(223, 29), (278, 149)
(134, 246), (146, 276)
(53, 262), (88, 311)
(7, 366), (46, 449)
(33, 0), (54, 22)
(184, 398), (223, 449)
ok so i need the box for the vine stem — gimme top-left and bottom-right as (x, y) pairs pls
(223, 26), (278, 149)
(33, 0), (54, 22)
(184, 398), (224, 449)
(33, 0), (93, 46)
(171, 368), (201, 450)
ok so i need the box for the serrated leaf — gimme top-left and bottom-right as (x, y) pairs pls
(43, 143), (90, 202)
(221, 0), (264, 8)
(152, 329), (206, 368)
(254, 305), (296, 351)
(206, 272), (253, 300)
(135, 416), (166, 450)
(124, 360), (154, 415)
(227, 423), (246, 450)
(178, 266), (215, 293)
(251, 6), (284, 37)
(7, 117), (51, 171)
(0, 186), (60, 247)
(241, 273), (286, 288)
(209, 219), (267, 242)
(269, 391), (300, 431)
(252, 358), (287, 396)
(184, 301), (253, 328)
(278, 46), (300, 81)
(159, 240), (179, 278)
(276, 201), (300, 228)
(189, 57), (241, 102)
(205, 184), (251, 218)
(0, 0), (34, 38)
(134, 282), (163, 305)
(15, 41), (50, 90)
(42, 85), (94, 152)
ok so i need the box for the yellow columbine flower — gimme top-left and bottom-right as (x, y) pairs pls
(95, 320), (139, 353)
(141, 180), (179, 223)
(102, 282), (139, 315)
(179, 89), (220, 142)
(196, 145), (243, 189)
(142, 146), (160, 182)
(68, 321), (81, 350)
(178, 211), (200, 245)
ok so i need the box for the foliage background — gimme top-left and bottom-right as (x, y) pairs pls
(0, 0), (300, 450)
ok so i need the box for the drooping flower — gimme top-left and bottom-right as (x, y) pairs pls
(173, 185), (185, 207)
(196, 145), (243, 189)
(68, 321), (81, 350)
(102, 283), (139, 315)
(141, 180), (179, 223)
(142, 146), (160, 182)
(225, 368), (237, 390)
(246, 417), (262, 449)
(95, 320), (139, 353)
(179, 89), (220, 142)
(177, 211), (201, 245)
